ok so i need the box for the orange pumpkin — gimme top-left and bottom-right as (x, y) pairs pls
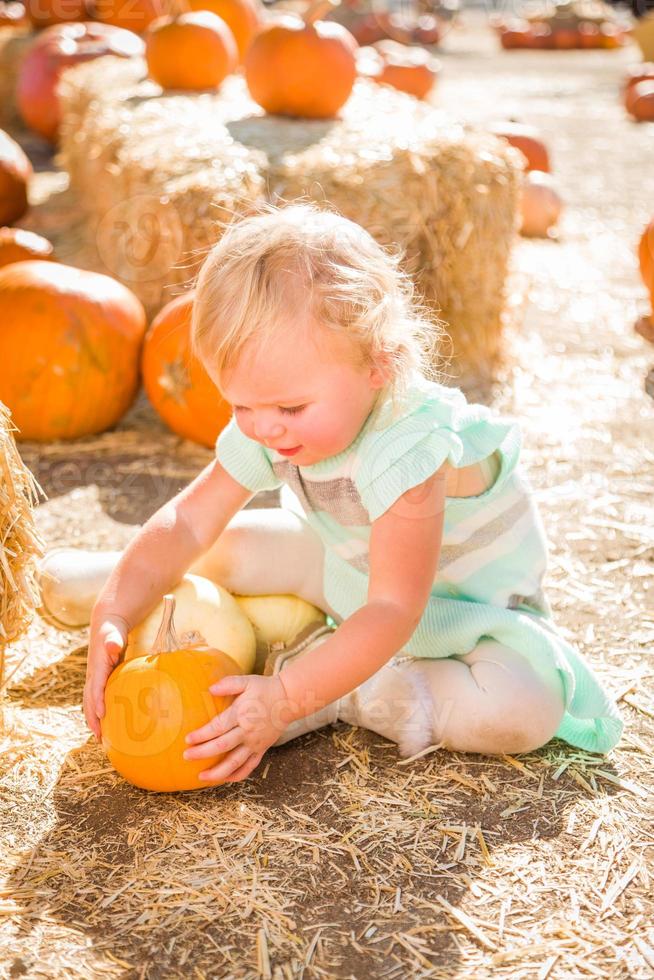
(142, 291), (232, 447)
(17, 22), (144, 143)
(90, 0), (166, 33)
(145, 10), (237, 90)
(489, 121), (551, 173)
(24, 0), (86, 28)
(0, 130), (31, 226)
(187, 0), (262, 61)
(638, 219), (654, 295)
(520, 170), (563, 238)
(498, 20), (532, 49)
(0, 1), (28, 27)
(578, 21), (601, 48)
(0, 227), (54, 266)
(101, 594), (242, 792)
(370, 39), (439, 100)
(624, 63), (654, 113)
(0, 260), (146, 440)
(245, 0), (358, 119)
(627, 81), (654, 122)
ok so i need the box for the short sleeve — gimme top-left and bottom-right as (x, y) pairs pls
(356, 418), (464, 522)
(215, 416), (283, 493)
(354, 381), (519, 522)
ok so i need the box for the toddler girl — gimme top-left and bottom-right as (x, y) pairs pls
(46, 203), (623, 784)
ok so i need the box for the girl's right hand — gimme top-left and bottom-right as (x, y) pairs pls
(83, 614), (129, 740)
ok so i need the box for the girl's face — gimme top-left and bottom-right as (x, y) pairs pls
(220, 320), (388, 467)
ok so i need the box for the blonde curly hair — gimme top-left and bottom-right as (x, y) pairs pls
(192, 201), (445, 415)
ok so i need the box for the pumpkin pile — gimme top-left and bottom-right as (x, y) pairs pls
(490, 122), (563, 238)
(494, 0), (629, 50)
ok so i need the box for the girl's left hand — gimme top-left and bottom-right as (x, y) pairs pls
(183, 673), (294, 784)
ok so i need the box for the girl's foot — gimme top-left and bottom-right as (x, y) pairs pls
(37, 548), (121, 629)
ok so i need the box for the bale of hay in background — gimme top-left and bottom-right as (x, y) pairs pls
(0, 403), (44, 729)
(0, 28), (33, 129)
(58, 57), (521, 389)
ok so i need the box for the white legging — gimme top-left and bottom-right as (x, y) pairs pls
(188, 507), (566, 757)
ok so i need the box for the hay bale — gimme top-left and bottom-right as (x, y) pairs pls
(58, 57), (522, 386)
(0, 403), (44, 725)
(0, 27), (33, 129)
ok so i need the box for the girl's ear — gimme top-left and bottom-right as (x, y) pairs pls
(368, 354), (392, 389)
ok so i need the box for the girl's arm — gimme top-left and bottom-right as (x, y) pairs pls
(277, 468), (447, 720)
(91, 458), (255, 630)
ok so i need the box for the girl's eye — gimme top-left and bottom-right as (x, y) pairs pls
(280, 406), (306, 415)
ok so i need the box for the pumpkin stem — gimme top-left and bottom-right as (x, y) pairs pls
(151, 594), (181, 654)
(304, 0), (340, 27)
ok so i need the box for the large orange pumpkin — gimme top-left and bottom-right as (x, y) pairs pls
(24, 0), (86, 28)
(0, 261), (146, 440)
(639, 219), (654, 296)
(145, 10), (237, 90)
(101, 594), (242, 792)
(0, 227), (54, 266)
(17, 22), (144, 143)
(0, 130), (31, 226)
(245, 0), (358, 118)
(489, 121), (551, 173)
(90, 0), (167, 33)
(142, 291), (232, 447)
(187, 0), (261, 61)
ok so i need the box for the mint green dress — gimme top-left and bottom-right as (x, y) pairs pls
(216, 372), (623, 754)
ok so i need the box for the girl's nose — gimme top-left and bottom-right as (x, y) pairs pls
(254, 417), (285, 442)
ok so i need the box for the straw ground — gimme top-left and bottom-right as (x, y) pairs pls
(2, 14), (653, 978)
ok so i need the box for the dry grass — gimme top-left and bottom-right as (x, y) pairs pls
(1, 15), (653, 979)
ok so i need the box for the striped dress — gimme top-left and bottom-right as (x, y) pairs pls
(216, 372), (623, 754)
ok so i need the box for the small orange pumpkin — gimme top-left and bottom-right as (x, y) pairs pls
(0, 227), (54, 266)
(142, 291), (232, 447)
(638, 219), (654, 295)
(0, 260), (146, 440)
(627, 81), (654, 122)
(369, 39), (439, 100)
(145, 10), (237, 90)
(0, 130), (32, 226)
(101, 594), (242, 792)
(0, 1), (28, 27)
(187, 0), (262, 61)
(489, 121), (551, 173)
(624, 63), (654, 114)
(520, 170), (563, 238)
(245, 0), (358, 119)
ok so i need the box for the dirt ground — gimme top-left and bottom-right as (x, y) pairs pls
(2, 11), (654, 979)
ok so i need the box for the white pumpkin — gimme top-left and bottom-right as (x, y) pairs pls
(125, 574), (256, 673)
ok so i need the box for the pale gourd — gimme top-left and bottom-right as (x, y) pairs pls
(125, 574), (256, 673)
(234, 593), (327, 673)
